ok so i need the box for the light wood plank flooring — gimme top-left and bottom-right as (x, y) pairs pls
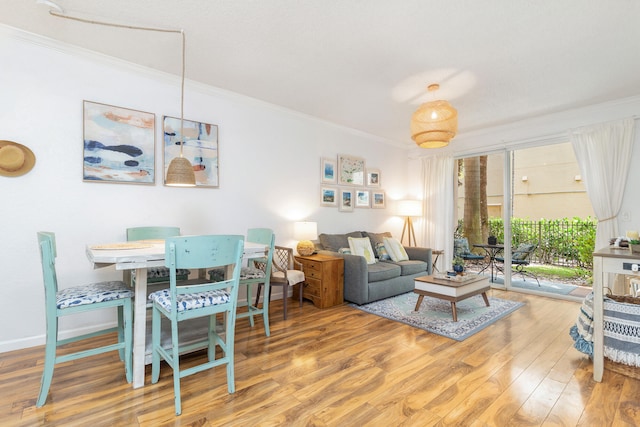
(3, 290), (640, 426)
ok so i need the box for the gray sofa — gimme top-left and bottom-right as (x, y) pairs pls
(316, 231), (432, 305)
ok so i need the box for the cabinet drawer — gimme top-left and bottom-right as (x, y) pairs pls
(301, 261), (323, 279)
(304, 277), (321, 297)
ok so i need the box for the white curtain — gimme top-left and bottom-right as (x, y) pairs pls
(570, 118), (635, 251)
(421, 154), (455, 271)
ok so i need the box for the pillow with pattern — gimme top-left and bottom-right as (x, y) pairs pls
(383, 237), (409, 262)
(348, 237), (377, 264)
(375, 242), (391, 260)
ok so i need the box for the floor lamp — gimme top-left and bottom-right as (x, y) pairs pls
(398, 200), (422, 247)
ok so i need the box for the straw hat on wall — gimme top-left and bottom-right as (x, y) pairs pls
(0, 140), (36, 177)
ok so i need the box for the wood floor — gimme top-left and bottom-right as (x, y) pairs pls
(3, 290), (640, 426)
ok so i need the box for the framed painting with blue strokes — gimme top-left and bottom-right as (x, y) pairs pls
(83, 100), (155, 184)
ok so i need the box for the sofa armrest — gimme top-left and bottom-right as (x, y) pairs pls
(404, 246), (432, 275)
(316, 249), (369, 303)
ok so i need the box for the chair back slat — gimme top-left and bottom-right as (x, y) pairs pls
(127, 226), (181, 241)
(37, 232), (59, 304)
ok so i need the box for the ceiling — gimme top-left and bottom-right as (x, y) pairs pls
(2, 0), (640, 147)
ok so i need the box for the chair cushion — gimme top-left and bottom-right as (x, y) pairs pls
(383, 237), (409, 262)
(513, 243), (535, 260)
(348, 237), (377, 264)
(272, 270), (305, 285)
(56, 281), (133, 309)
(454, 238), (470, 255)
(148, 288), (230, 312)
(240, 266), (265, 280)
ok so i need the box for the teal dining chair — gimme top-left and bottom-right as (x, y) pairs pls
(126, 226), (190, 285)
(149, 235), (244, 415)
(208, 228), (276, 336)
(36, 232), (133, 407)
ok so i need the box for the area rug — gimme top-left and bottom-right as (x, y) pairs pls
(350, 292), (524, 341)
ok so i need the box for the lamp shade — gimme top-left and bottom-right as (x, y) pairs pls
(294, 221), (318, 256)
(165, 157), (196, 187)
(397, 200), (422, 217)
(294, 221), (318, 240)
(411, 84), (457, 148)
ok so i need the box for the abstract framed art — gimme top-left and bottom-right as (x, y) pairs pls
(320, 186), (338, 207)
(163, 116), (219, 188)
(338, 154), (365, 186)
(83, 100), (155, 184)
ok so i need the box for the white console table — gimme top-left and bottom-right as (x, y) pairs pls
(592, 246), (640, 381)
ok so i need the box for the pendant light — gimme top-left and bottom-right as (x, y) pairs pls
(165, 30), (196, 187)
(410, 84), (458, 148)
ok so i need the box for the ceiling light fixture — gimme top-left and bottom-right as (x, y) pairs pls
(38, 1), (196, 186)
(410, 83), (458, 149)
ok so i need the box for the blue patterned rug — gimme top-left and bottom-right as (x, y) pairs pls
(350, 292), (524, 341)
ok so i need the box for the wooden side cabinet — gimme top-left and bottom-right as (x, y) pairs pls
(294, 254), (344, 309)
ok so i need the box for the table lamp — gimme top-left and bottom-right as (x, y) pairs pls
(294, 221), (318, 256)
(397, 200), (422, 246)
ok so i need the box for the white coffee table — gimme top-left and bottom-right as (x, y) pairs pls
(414, 274), (490, 322)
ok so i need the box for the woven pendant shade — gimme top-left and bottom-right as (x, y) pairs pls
(166, 157), (196, 186)
(410, 84), (458, 148)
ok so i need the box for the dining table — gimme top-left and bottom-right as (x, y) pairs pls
(473, 243), (505, 281)
(86, 238), (267, 389)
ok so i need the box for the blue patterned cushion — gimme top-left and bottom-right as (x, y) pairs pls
(56, 281), (133, 309)
(148, 288), (230, 312)
(338, 247), (351, 254)
(240, 267), (265, 280)
(147, 267), (191, 278)
(375, 242), (391, 260)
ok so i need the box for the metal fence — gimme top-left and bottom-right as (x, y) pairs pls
(461, 218), (597, 268)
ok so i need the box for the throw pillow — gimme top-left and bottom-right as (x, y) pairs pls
(384, 237), (409, 262)
(348, 237), (377, 264)
(375, 242), (391, 260)
(513, 243), (535, 260)
(338, 247), (352, 254)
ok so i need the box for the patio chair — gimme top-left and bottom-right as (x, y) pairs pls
(495, 243), (540, 286)
(454, 238), (485, 262)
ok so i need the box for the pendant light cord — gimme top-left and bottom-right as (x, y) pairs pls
(47, 9), (187, 157)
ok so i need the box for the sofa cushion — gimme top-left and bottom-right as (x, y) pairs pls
(319, 231), (363, 252)
(384, 237), (409, 262)
(348, 237), (377, 264)
(362, 231), (393, 252)
(367, 261), (401, 283)
(375, 242), (391, 260)
(385, 259), (428, 276)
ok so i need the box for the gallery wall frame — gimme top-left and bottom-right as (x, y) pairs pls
(320, 186), (338, 207)
(371, 191), (386, 208)
(321, 157), (336, 183)
(339, 188), (354, 212)
(163, 116), (219, 188)
(338, 154), (365, 186)
(83, 100), (155, 184)
(355, 189), (370, 208)
(366, 168), (381, 187)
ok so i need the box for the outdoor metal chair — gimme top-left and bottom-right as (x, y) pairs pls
(495, 243), (540, 286)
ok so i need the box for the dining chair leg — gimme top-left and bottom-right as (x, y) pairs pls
(282, 285), (288, 320)
(36, 319), (58, 407)
(262, 281), (270, 337)
(245, 283), (255, 327)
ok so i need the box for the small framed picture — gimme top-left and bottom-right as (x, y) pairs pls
(321, 157), (336, 183)
(339, 188), (354, 212)
(355, 189), (370, 208)
(371, 191), (386, 208)
(320, 186), (338, 207)
(338, 154), (365, 186)
(367, 169), (381, 187)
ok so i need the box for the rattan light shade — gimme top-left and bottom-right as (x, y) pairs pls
(410, 84), (458, 148)
(165, 156), (196, 187)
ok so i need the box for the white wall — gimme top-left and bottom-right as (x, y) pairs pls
(0, 26), (413, 352)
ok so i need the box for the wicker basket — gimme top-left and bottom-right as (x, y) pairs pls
(603, 291), (640, 378)
(605, 294), (640, 305)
